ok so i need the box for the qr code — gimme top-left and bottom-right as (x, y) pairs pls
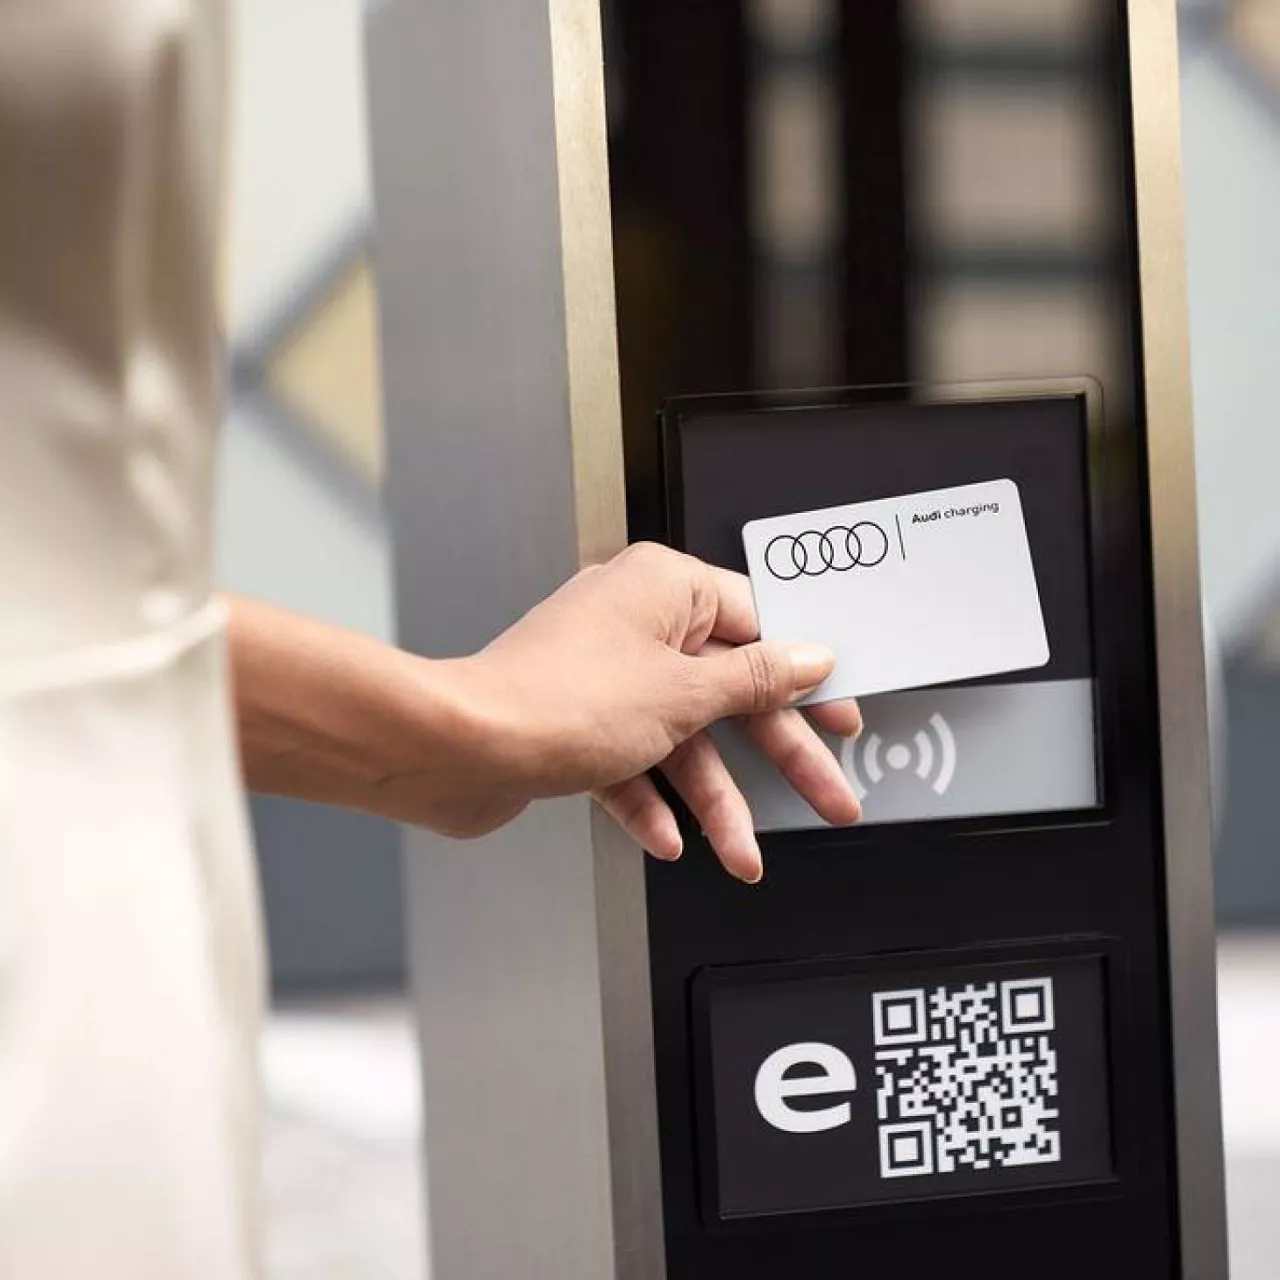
(872, 978), (1060, 1180)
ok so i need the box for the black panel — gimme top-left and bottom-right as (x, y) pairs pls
(604, 0), (1177, 1276)
(668, 390), (1096, 686)
(837, 5), (910, 383)
(605, 0), (752, 539)
(696, 943), (1119, 1221)
(663, 386), (1108, 840)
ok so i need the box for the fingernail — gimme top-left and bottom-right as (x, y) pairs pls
(785, 642), (836, 695)
(737, 849), (765, 885)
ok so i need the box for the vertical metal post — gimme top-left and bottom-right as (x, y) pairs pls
(1130, 3), (1229, 1276)
(366, 2), (664, 1276)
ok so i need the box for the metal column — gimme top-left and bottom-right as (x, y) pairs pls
(366, 3), (662, 1276)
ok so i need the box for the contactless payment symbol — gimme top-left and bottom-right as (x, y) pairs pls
(841, 711), (957, 799)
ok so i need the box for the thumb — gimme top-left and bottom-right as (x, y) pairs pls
(692, 641), (836, 723)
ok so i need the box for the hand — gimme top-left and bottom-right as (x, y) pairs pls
(455, 543), (862, 881)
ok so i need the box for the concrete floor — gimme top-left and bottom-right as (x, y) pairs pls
(1217, 933), (1280, 1278)
(264, 933), (1280, 1279)
(264, 998), (426, 1280)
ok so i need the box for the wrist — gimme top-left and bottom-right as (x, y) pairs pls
(334, 649), (526, 836)
(228, 593), (539, 837)
(440, 653), (549, 805)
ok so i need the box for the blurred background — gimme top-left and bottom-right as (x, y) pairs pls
(216, 0), (1280, 1275)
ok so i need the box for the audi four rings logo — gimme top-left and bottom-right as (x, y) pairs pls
(764, 522), (892, 581)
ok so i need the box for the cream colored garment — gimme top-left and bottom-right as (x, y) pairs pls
(0, 2), (263, 1276)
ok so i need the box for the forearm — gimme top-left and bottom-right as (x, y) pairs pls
(224, 594), (526, 835)
(219, 544), (858, 879)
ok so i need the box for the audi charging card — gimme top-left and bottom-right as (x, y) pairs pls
(742, 479), (1049, 702)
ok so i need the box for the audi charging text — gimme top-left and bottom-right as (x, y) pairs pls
(910, 499), (1001, 525)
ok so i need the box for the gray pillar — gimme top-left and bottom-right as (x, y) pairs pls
(366, 3), (663, 1277)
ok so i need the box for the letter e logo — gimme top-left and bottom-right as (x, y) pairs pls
(753, 1042), (858, 1134)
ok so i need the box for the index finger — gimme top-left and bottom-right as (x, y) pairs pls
(808, 698), (863, 739)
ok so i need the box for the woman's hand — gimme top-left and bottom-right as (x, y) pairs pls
(450, 543), (862, 881)
(230, 544), (862, 884)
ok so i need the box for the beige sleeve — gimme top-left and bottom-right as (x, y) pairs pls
(0, 3), (264, 1276)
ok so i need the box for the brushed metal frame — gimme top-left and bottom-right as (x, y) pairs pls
(1128, 3), (1229, 1276)
(366, 2), (663, 1277)
(368, 0), (1223, 1275)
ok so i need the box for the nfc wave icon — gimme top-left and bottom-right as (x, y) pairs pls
(839, 712), (957, 799)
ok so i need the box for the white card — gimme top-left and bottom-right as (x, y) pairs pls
(743, 479), (1049, 701)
